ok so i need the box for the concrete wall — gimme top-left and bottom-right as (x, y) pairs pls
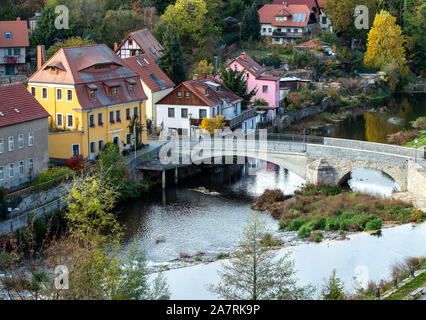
(407, 161), (426, 197)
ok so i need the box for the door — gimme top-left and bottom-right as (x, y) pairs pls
(5, 64), (15, 76)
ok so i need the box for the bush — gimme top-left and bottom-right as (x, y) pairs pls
(413, 117), (426, 130)
(309, 90), (326, 105)
(31, 167), (73, 186)
(287, 219), (307, 231)
(279, 219), (287, 230)
(365, 218), (382, 231)
(298, 225), (311, 238)
(327, 88), (340, 102)
(66, 155), (87, 171)
(311, 232), (323, 243)
(387, 130), (420, 146)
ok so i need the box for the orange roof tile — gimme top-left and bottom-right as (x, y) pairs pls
(259, 4), (311, 27)
(0, 20), (29, 48)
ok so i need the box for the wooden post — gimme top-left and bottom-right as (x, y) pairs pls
(162, 170), (166, 189)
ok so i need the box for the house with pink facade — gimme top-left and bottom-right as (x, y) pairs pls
(223, 53), (280, 119)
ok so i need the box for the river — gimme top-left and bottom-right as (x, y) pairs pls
(118, 93), (425, 299)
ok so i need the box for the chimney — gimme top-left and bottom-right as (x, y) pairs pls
(201, 72), (207, 79)
(37, 45), (46, 70)
(113, 42), (118, 51)
(193, 74), (198, 80)
(239, 52), (246, 60)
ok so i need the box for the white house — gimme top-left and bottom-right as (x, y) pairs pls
(156, 75), (258, 136)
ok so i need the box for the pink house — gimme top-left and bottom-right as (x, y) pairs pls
(223, 53), (280, 118)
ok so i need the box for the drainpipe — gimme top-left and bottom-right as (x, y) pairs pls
(87, 110), (91, 160)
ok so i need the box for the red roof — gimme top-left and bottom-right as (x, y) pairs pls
(273, 0), (319, 10)
(0, 19), (29, 48)
(227, 53), (280, 81)
(117, 29), (164, 62)
(295, 40), (325, 47)
(28, 44), (147, 110)
(259, 4), (311, 27)
(123, 55), (174, 93)
(0, 84), (49, 128)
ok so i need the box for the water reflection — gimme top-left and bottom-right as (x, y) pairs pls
(347, 168), (400, 197)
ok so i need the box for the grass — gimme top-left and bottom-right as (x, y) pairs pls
(252, 185), (424, 239)
(384, 271), (426, 300)
(404, 130), (426, 148)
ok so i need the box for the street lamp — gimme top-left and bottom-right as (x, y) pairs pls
(414, 138), (418, 163)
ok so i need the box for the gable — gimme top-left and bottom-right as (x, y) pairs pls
(157, 84), (209, 106)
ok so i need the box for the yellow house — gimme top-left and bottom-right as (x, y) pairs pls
(27, 44), (148, 161)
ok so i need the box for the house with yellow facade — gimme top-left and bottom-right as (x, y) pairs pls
(27, 44), (147, 161)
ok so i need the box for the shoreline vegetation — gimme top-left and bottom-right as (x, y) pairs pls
(251, 185), (425, 241)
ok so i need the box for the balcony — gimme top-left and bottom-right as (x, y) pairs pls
(272, 31), (305, 38)
(190, 108), (257, 129)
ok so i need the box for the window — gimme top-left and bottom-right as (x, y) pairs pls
(18, 134), (23, 148)
(66, 115), (73, 128)
(109, 111), (115, 123)
(72, 144), (80, 156)
(322, 16), (327, 24)
(89, 114), (95, 127)
(42, 88), (47, 99)
(205, 88), (210, 96)
(98, 140), (104, 152)
(30, 87), (36, 97)
(126, 133), (131, 145)
(126, 108), (131, 120)
(116, 110), (121, 122)
(108, 87), (118, 96)
(177, 91), (182, 98)
(168, 108), (175, 118)
(56, 113), (63, 127)
(263, 85), (268, 93)
(181, 108), (188, 118)
(212, 108), (215, 118)
(9, 164), (14, 178)
(89, 89), (96, 99)
(67, 89), (73, 101)
(184, 91), (189, 99)
(134, 106), (138, 119)
(56, 89), (62, 100)
(262, 28), (266, 32)
(28, 159), (34, 173)
(0, 139), (3, 153)
(5, 48), (12, 56)
(0, 167), (3, 181)
(268, 28), (272, 32)
(199, 109), (206, 119)
(8, 136), (14, 151)
(90, 141), (96, 154)
(14, 48), (20, 56)
(129, 84), (135, 93)
(5, 32), (11, 39)
(287, 28), (291, 33)
(19, 161), (24, 176)
(28, 132), (34, 146)
(98, 113), (103, 126)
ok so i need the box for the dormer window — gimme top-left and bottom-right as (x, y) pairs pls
(108, 87), (118, 96)
(5, 32), (11, 39)
(94, 64), (110, 70)
(129, 84), (135, 93)
(205, 88), (210, 96)
(89, 89), (96, 99)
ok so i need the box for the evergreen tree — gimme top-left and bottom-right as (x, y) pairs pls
(218, 64), (256, 106)
(319, 269), (346, 300)
(241, 2), (261, 41)
(158, 28), (186, 84)
(34, 4), (71, 47)
(210, 213), (314, 300)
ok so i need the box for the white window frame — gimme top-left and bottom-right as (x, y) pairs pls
(98, 139), (104, 152)
(90, 141), (96, 154)
(66, 89), (73, 102)
(97, 112), (104, 126)
(8, 136), (14, 151)
(28, 132), (34, 147)
(18, 134), (24, 148)
(72, 144), (80, 156)
(0, 138), (3, 153)
(30, 86), (36, 97)
(28, 158), (34, 173)
(56, 88), (62, 101)
(0, 166), (3, 181)
(41, 87), (48, 100)
(66, 114), (74, 128)
(18, 160), (24, 176)
(56, 113), (63, 127)
(9, 163), (14, 178)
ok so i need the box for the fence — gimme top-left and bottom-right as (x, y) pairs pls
(360, 261), (426, 300)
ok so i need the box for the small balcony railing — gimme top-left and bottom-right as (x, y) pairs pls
(272, 31), (305, 38)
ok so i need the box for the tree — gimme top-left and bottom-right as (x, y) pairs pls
(210, 213), (314, 300)
(158, 28), (186, 84)
(34, 4), (71, 47)
(241, 2), (261, 41)
(218, 65), (256, 106)
(200, 115), (226, 135)
(128, 114), (144, 147)
(224, 0), (245, 20)
(364, 10), (407, 74)
(319, 269), (346, 300)
(188, 59), (214, 80)
(46, 36), (96, 59)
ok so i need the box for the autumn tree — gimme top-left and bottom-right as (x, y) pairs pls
(189, 60), (215, 80)
(200, 115), (226, 135)
(210, 213), (314, 300)
(46, 36), (96, 59)
(218, 65), (256, 107)
(364, 10), (407, 77)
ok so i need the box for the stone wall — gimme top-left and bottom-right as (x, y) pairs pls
(407, 161), (426, 198)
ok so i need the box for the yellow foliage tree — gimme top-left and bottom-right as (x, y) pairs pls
(364, 10), (407, 73)
(200, 115), (225, 135)
(189, 59), (215, 79)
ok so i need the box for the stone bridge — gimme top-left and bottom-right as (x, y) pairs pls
(148, 134), (426, 197)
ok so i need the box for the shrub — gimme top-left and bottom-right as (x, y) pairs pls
(309, 90), (326, 105)
(287, 219), (306, 231)
(313, 232), (323, 243)
(327, 88), (340, 102)
(31, 166), (73, 186)
(387, 130), (420, 146)
(365, 218), (382, 231)
(413, 117), (426, 130)
(298, 225), (311, 238)
(66, 155), (87, 171)
(216, 252), (228, 260)
(279, 219), (287, 230)
(260, 233), (281, 247)
(289, 91), (308, 109)
(122, 149), (130, 156)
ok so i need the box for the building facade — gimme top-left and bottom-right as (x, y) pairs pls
(0, 84), (49, 189)
(27, 44), (148, 161)
(115, 29), (164, 62)
(0, 18), (29, 77)
(156, 75), (258, 135)
(123, 54), (174, 129)
(223, 53), (280, 118)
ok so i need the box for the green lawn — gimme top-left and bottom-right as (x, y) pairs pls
(405, 131), (426, 148)
(384, 271), (426, 300)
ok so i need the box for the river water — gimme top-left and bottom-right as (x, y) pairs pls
(119, 93), (425, 299)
